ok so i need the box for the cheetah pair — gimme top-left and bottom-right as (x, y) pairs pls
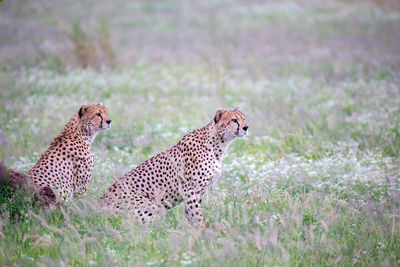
(6, 104), (248, 228)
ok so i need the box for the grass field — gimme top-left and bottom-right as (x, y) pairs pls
(1, 0), (400, 266)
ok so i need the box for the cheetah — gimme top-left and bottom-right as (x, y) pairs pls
(7, 103), (112, 205)
(101, 107), (248, 229)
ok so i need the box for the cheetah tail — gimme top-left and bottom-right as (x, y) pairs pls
(0, 162), (30, 191)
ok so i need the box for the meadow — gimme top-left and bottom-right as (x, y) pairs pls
(0, 0), (399, 266)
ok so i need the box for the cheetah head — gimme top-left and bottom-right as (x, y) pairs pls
(214, 107), (248, 140)
(78, 103), (112, 133)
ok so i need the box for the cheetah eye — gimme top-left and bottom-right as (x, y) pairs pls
(97, 113), (101, 117)
(232, 119), (238, 123)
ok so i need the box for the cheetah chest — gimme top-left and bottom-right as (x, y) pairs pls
(200, 159), (222, 193)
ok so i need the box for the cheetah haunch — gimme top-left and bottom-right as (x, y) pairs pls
(101, 107), (248, 229)
(7, 104), (111, 206)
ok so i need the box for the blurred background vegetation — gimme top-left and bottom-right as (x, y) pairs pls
(0, 0), (399, 266)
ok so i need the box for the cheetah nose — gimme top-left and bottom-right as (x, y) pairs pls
(106, 120), (112, 125)
(243, 125), (248, 131)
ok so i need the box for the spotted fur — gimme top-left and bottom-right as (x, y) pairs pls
(101, 107), (248, 229)
(8, 104), (111, 205)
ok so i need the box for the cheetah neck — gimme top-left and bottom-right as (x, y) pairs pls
(208, 123), (236, 162)
(61, 114), (97, 146)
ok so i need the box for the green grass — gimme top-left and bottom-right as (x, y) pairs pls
(1, 0), (400, 266)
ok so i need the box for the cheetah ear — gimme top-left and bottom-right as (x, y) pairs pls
(98, 102), (103, 106)
(234, 107), (241, 112)
(78, 104), (90, 118)
(214, 108), (225, 123)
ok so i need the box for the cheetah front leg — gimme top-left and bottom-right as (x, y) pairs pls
(184, 188), (205, 230)
(73, 156), (94, 198)
(73, 173), (91, 198)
